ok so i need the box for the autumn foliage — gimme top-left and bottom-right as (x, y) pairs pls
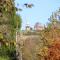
(45, 40), (60, 60)
(44, 28), (60, 60)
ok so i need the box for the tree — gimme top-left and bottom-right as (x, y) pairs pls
(45, 40), (60, 60)
(47, 8), (60, 30)
(0, 0), (22, 40)
(24, 3), (34, 8)
(0, 0), (22, 60)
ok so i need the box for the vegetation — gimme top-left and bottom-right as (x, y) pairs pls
(0, 0), (22, 60)
(0, 0), (60, 60)
(38, 9), (60, 60)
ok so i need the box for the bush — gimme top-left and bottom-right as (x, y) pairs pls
(0, 42), (16, 60)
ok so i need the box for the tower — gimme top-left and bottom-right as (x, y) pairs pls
(25, 19), (31, 31)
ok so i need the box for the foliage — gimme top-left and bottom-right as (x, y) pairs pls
(43, 9), (60, 60)
(0, 33), (3, 40)
(11, 14), (22, 29)
(24, 3), (34, 8)
(0, 0), (22, 38)
(0, 56), (10, 60)
(0, 0), (22, 60)
(45, 40), (60, 60)
(0, 41), (16, 60)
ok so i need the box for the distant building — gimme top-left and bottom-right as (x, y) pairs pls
(26, 25), (32, 32)
(34, 22), (44, 31)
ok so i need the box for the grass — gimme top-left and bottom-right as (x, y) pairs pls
(0, 56), (10, 60)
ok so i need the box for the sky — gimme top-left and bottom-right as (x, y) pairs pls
(15, 0), (60, 30)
